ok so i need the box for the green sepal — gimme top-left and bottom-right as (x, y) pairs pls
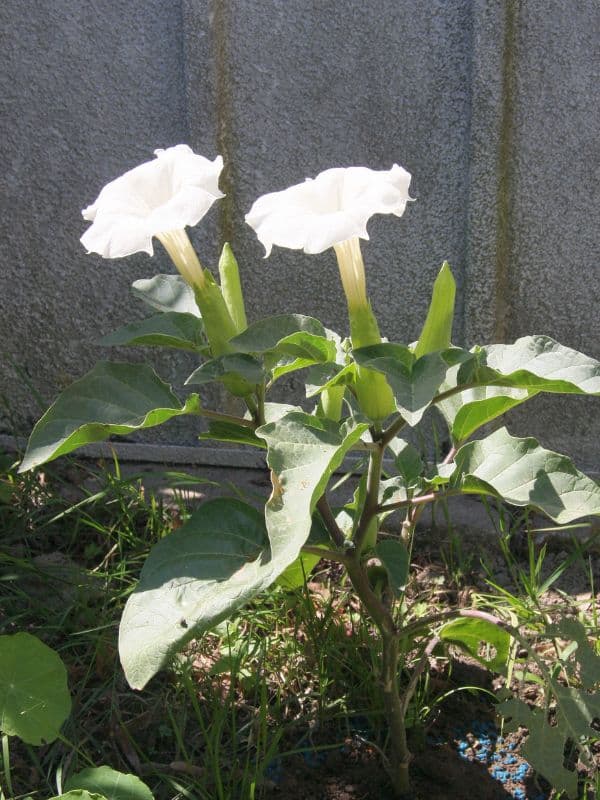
(218, 243), (248, 334)
(414, 262), (456, 358)
(193, 271), (238, 356)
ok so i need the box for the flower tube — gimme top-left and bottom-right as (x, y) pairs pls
(246, 164), (413, 421)
(80, 145), (239, 356)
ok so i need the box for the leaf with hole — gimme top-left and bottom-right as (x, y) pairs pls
(439, 616), (510, 672)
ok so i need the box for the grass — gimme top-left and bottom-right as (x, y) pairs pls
(1, 451), (599, 799)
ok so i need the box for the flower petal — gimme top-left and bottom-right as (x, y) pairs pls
(81, 146), (224, 259)
(245, 164), (412, 255)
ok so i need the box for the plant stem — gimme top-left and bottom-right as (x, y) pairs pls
(381, 633), (412, 795)
(316, 495), (345, 548)
(301, 543), (350, 565)
(353, 439), (384, 553)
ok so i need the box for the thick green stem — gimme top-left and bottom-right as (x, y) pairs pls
(353, 438), (384, 554)
(382, 634), (412, 796)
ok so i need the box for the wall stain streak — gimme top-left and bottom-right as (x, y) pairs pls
(494, 0), (518, 343)
(213, 0), (235, 249)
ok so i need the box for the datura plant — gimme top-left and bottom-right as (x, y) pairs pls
(20, 146), (600, 798)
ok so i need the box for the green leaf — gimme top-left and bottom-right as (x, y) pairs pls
(375, 540), (409, 597)
(132, 274), (199, 315)
(99, 312), (206, 351)
(65, 767), (153, 800)
(120, 414), (367, 689)
(498, 698), (578, 797)
(49, 792), (107, 800)
(276, 550), (322, 590)
(185, 354), (265, 388)
(354, 344), (448, 426)
(0, 633), (71, 744)
(388, 439), (424, 486)
(451, 427), (600, 523)
(120, 498), (269, 689)
(230, 314), (326, 354)
(438, 335), (600, 442)
(414, 262), (456, 358)
(199, 421), (266, 449)
(19, 363), (201, 472)
(439, 617), (510, 672)
(440, 386), (532, 444)
(547, 618), (600, 689)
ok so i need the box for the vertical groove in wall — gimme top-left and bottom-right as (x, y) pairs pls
(494, 0), (518, 343)
(213, 0), (235, 249)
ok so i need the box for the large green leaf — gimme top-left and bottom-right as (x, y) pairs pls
(438, 336), (600, 442)
(120, 414), (368, 689)
(65, 767), (153, 800)
(354, 344), (448, 426)
(120, 499), (269, 689)
(99, 312), (206, 351)
(50, 792), (106, 800)
(19, 363), (201, 472)
(131, 274), (199, 315)
(414, 262), (456, 359)
(0, 633), (71, 744)
(451, 427), (600, 523)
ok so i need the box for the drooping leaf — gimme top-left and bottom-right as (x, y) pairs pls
(451, 427), (600, 523)
(120, 414), (368, 689)
(414, 262), (456, 359)
(354, 344), (449, 426)
(375, 540), (409, 597)
(439, 616), (510, 672)
(132, 274), (199, 315)
(19, 363), (201, 472)
(0, 633), (71, 744)
(64, 767), (153, 800)
(99, 312), (206, 351)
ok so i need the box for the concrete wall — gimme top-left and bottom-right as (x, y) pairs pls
(0, 1), (598, 469)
